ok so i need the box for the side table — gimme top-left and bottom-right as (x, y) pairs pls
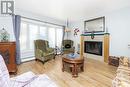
(62, 54), (84, 77)
(108, 56), (119, 67)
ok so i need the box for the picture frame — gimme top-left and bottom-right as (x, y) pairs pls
(84, 17), (105, 33)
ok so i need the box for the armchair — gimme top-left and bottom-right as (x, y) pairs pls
(34, 39), (55, 63)
(0, 55), (58, 87)
(62, 40), (75, 54)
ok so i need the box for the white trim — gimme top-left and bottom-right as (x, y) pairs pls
(21, 57), (35, 62)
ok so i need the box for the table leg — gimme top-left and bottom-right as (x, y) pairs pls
(62, 61), (65, 72)
(70, 67), (72, 72)
(72, 64), (78, 78)
(75, 64), (78, 77)
(72, 66), (75, 76)
(81, 63), (84, 72)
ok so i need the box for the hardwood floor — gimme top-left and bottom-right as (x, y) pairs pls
(13, 56), (117, 87)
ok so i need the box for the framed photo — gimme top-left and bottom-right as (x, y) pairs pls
(84, 17), (105, 33)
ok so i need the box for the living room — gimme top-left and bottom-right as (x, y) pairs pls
(0, 0), (130, 87)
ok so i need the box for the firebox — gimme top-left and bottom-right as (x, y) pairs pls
(84, 41), (102, 56)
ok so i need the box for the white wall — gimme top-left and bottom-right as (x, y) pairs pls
(15, 9), (66, 26)
(70, 7), (130, 57)
(0, 0), (15, 41)
(0, 15), (15, 41)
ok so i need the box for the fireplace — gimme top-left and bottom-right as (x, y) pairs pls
(84, 41), (102, 56)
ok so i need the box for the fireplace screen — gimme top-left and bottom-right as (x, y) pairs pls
(84, 41), (102, 56)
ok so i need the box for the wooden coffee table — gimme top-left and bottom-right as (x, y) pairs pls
(62, 54), (84, 77)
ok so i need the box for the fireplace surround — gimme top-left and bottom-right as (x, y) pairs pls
(80, 33), (109, 62)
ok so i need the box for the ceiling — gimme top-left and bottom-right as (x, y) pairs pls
(15, 0), (130, 22)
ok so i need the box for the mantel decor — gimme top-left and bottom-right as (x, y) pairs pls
(74, 28), (80, 36)
(81, 33), (110, 36)
(91, 31), (95, 39)
(0, 28), (10, 42)
(84, 17), (105, 33)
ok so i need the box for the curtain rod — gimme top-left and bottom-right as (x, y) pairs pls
(21, 16), (65, 27)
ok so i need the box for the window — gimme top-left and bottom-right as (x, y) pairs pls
(20, 22), (28, 51)
(29, 24), (38, 49)
(39, 26), (47, 40)
(20, 18), (64, 59)
(48, 28), (56, 48)
(56, 28), (63, 48)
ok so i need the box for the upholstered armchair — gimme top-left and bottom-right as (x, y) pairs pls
(0, 55), (58, 87)
(62, 40), (75, 54)
(34, 39), (55, 63)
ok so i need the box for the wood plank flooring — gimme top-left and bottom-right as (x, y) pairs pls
(13, 56), (117, 87)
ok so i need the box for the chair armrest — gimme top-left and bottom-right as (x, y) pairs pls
(46, 48), (54, 53)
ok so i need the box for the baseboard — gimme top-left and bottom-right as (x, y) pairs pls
(21, 57), (35, 62)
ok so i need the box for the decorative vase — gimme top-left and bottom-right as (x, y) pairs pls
(0, 28), (10, 42)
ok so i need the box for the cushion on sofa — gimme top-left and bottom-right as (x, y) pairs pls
(112, 56), (130, 87)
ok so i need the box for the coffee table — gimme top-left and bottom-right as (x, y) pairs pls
(62, 54), (84, 77)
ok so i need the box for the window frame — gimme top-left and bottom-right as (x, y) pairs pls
(20, 19), (64, 58)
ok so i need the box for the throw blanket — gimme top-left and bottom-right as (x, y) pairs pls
(10, 72), (38, 87)
(11, 72), (57, 87)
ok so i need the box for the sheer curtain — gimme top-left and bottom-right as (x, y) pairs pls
(48, 27), (64, 54)
(48, 28), (56, 48)
(55, 28), (64, 54)
(39, 26), (48, 40)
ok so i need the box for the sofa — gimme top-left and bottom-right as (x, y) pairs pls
(112, 56), (130, 87)
(34, 39), (55, 63)
(0, 55), (58, 87)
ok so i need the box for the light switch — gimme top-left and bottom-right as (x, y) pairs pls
(128, 44), (130, 48)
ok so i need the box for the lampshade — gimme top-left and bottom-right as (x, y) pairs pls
(65, 28), (71, 32)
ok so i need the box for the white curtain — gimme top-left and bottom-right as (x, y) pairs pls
(48, 27), (64, 54)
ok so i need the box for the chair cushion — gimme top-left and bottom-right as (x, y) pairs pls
(43, 52), (54, 57)
(112, 77), (130, 87)
(119, 56), (130, 67)
(112, 57), (130, 87)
